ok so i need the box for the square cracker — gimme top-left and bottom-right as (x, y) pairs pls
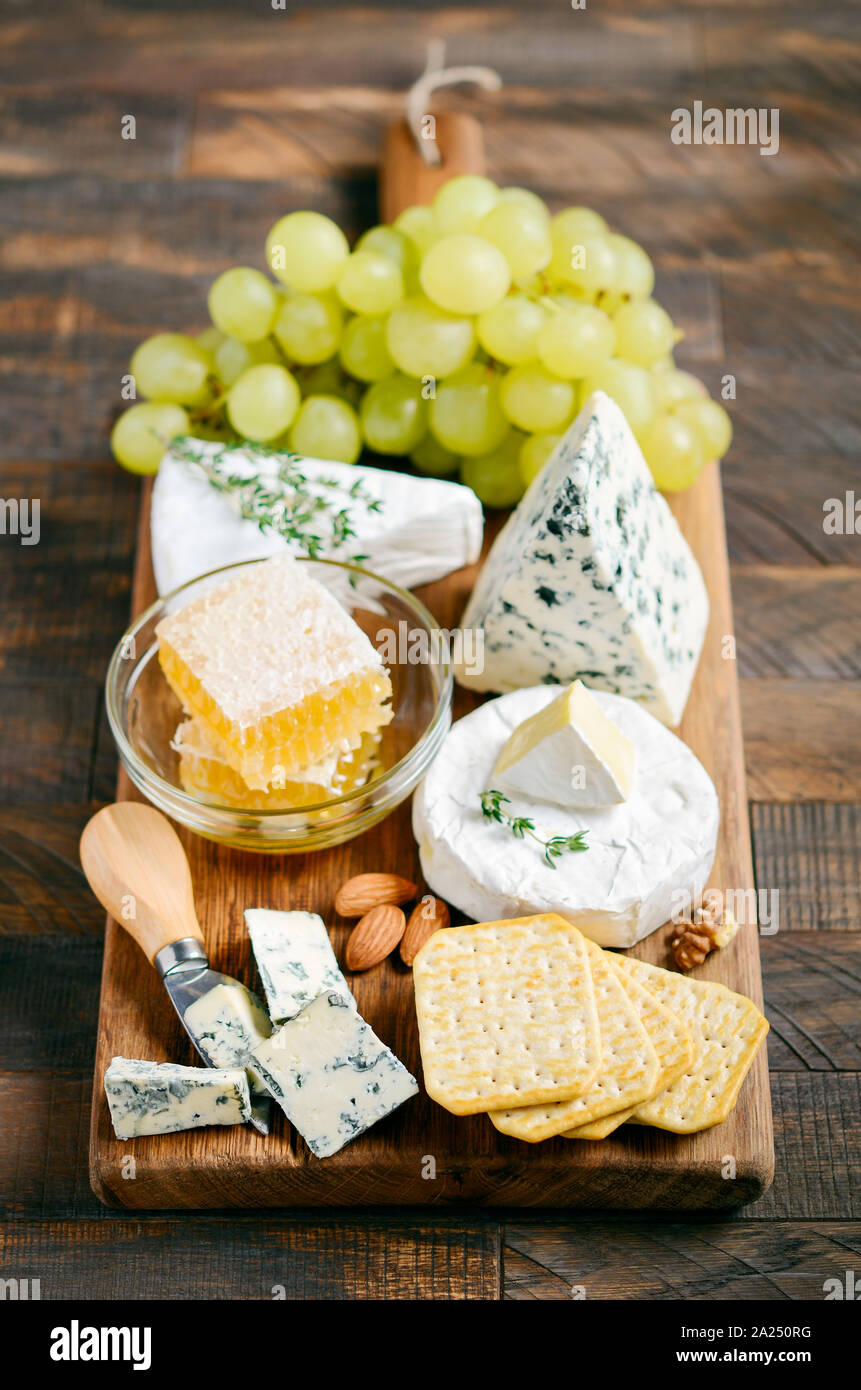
(488, 940), (660, 1142)
(413, 914), (601, 1115)
(562, 958), (694, 1141)
(608, 954), (769, 1133)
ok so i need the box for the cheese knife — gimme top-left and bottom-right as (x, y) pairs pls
(80, 801), (272, 1135)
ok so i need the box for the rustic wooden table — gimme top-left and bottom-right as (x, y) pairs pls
(0, 0), (859, 1300)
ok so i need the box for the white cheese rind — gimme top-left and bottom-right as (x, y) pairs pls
(413, 685), (719, 949)
(245, 909), (354, 1023)
(457, 391), (709, 727)
(104, 1058), (251, 1140)
(151, 440), (484, 596)
(250, 991), (418, 1158)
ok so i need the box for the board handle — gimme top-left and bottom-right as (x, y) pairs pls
(380, 112), (486, 223)
(80, 802), (205, 965)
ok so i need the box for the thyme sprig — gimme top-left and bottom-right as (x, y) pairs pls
(170, 437), (383, 560)
(478, 789), (589, 870)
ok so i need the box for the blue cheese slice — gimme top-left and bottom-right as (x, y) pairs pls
(183, 981), (272, 1097)
(250, 992), (418, 1158)
(104, 1058), (251, 1140)
(245, 908), (353, 1024)
(457, 391), (709, 727)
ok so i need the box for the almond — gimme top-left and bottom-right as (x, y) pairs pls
(400, 895), (451, 966)
(335, 872), (416, 918)
(345, 903), (406, 972)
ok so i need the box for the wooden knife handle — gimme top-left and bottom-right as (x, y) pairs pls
(80, 802), (205, 965)
(379, 112), (486, 223)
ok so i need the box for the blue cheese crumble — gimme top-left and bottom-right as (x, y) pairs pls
(104, 1058), (251, 1140)
(245, 908), (353, 1023)
(250, 992), (418, 1158)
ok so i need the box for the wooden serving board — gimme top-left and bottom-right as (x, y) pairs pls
(89, 458), (773, 1209)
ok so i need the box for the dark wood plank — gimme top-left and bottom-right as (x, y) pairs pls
(0, 1217), (500, 1299)
(0, 807), (103, 936)
(0, 1075), (101, 1221)
(0, 461), (137, 679)
(0, 937), (102, 1070)
(504, 1218), (861, 1299)
(0, 90), (192, 176)
(0, 9), (702, 95)
(0, 682), (100, 803)
(761, 932), (861, 1070)
(753, 804), (861, 931)
(734, 568), (861, 679)
(741, 680), (861, 801)
(748, 1075), (861, 1219)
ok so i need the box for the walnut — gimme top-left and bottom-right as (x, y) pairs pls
(670, 910), (739, 971)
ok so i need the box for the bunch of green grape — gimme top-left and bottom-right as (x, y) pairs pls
(112, 175), (732, 501)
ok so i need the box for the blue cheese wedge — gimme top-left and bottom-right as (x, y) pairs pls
(104, 1058), (250, 1140)
(250, 992), (418, 1158)
(457, 391), (709, 727)
(183, 981), (272, 1068)
(245, 908), (353, 1024)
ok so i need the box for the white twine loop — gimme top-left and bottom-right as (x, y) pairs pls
(405, 39), (502, 168)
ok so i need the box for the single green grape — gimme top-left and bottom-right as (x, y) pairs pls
(265, 210), (349, 292)
(339, 315), (395, 383)
(608, 234), (655, 301)
(432, 175), (499, 234)
(639, 412), (705, 492)
(289, 394), (362, 464)
(393, 205), (438, 258)
(410, 435), (459, 478)
(551, 206), (608, 242)
(207, 267), (279, 343)
(130, 333), (211, 405)
(196, 326), (226, 357)
(226, 363), (301, 441)
(672, 397), (733, 459)
(613, 299), (677, 367)
(552, 231), (618, 298)
(537, 304), (616, 379)
(500, 362), (576, 432)
(460, 432), (528, 508)
(420, 234), (511, 315)
(273, 291), (343, 364)
(296, 360), (363, 407)
(496, 186), (551, 222)
(214, 336), (280, 387)
(385, 295), (475, 379)
(429, 363), (510, 457)
(652, 367), (704, 412)
(477, 294), (548, 365)
(477, 202), (552, 280)
(360, 374), (427, 454)
(356, 225), (417, 276)
(519, 432), (562, 487)
(111, 402), (189, 474)
(337, 250), (404, 315)
(581, 360), (657, 434)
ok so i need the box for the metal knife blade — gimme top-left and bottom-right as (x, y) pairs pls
(157, 939), (273, 1135)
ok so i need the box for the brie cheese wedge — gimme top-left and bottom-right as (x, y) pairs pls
(493, 679), (634, 807)
(413, 685), (719, 949)
(151, 438), (484, 596)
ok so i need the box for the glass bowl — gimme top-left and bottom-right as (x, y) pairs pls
(105, 557), (452, 853)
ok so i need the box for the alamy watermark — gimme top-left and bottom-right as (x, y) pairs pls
(671, 101), (779, 158)
(0, 498), (40, 545)
(376, 621), (484, 679)
(670, 886), (779, 935)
